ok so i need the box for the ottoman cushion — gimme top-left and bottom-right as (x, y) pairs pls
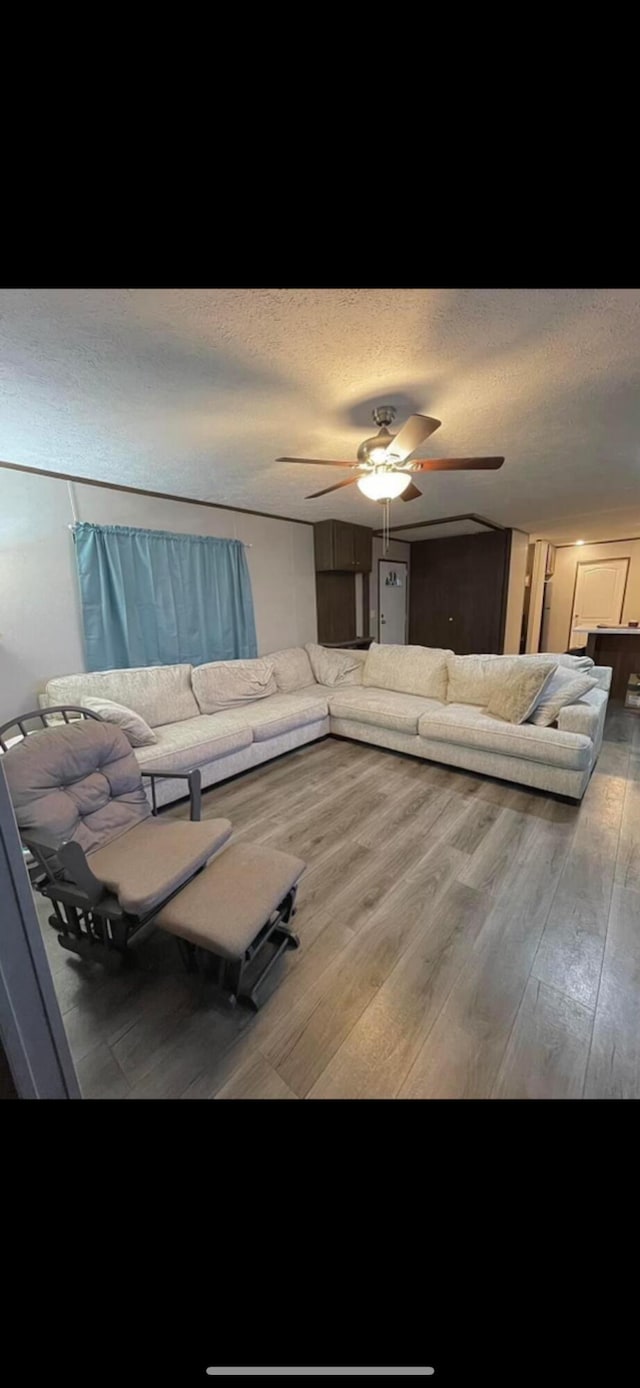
(156, 842), (305, 960)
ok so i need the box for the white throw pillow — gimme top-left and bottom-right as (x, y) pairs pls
(305, 643), (365, 687)
(528, 667), (599, 727)
(191, 657), (277, 713)
(486, 661), (557, 724)
(363, 642), (452, 700)
(80, 696), (157, 746)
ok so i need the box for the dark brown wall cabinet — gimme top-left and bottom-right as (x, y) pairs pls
(409, 529), (512, 655)
(314, 519), (372, 573)
(313, 519), (372, 644)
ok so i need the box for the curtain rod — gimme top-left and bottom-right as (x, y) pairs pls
(66, 523), (252, 546)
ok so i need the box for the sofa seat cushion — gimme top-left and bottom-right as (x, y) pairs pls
(329, 686), (443, 735)
(418, 703), (592, 771)
(88, 817), (232, 915)
(238, 691), (329, 742)
(134, 714), (253, 774)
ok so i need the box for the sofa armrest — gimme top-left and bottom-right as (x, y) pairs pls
(141, 767), (202, 821)
(556, 687), (608, 741)
(591, 665), (612, 692)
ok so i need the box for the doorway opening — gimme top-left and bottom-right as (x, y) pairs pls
(378, 559), (408, 644)
(569, 556), (630, 649)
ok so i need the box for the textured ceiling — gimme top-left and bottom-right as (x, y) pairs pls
(1, 288), (640, 544)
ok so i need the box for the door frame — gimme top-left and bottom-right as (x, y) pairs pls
(567, 556), (630, 649)
(378, 559), (408, 644)
(0, 764), (81, 1099)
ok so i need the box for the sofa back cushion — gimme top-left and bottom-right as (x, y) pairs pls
(44, 665), (199, 728)
(305, 643), (366, 687)
(269, 646), (315, 692)
(3, 719), (150, 857)
(523, 651), (594, 672)
(363, 642), (452, 701)
(192, 656), (277, 713)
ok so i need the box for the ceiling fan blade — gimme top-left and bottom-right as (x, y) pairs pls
(412, 456), (504, 471)
(387, 414), (441, 462)
(400, 482), (422, 501)
(305, 478), (359, 499)
(277, 456), (355, 468)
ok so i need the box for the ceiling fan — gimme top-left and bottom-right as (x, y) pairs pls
(277, 405), (504, 503)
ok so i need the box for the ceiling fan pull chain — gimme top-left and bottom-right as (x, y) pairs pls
(383, 497), (390, 553)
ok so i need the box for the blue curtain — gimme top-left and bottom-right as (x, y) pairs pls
(74, 522), (258, 671)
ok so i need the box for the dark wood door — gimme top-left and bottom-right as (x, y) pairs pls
(409, 529), (512, 654)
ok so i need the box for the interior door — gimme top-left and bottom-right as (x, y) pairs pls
(571, 558), (629, 646)
(379, 560), (408, 644)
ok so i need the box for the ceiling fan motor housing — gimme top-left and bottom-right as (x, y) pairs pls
(358, 427), (398, 468)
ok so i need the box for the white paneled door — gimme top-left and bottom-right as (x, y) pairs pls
(379, 560), (408, 644)
(571, 557), (629, 646)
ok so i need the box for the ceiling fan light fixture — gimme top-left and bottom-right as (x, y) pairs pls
(357, 471), (411, 501)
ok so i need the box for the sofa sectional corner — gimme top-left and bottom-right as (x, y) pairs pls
(42, 643), (613, 808)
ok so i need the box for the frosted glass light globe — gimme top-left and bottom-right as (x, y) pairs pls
(357, 471), (411, 501)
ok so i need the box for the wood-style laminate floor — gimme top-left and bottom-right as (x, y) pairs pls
(39, 700), (640, 1099)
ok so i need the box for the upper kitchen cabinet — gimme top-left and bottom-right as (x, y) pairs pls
(314, 519), (372, 573)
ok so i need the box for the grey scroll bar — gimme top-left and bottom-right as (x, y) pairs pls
(205, 1371), (435, 1377)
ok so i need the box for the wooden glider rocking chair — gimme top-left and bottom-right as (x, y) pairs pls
(0, 708), (305, 1010)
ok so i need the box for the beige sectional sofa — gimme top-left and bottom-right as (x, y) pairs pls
(42, 641), (612, 807)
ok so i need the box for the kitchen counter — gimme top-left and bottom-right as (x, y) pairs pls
(574, 626), (640, 636)
(574, 627), (640, 698)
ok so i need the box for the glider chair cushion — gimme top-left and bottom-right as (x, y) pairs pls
(3, 717), (231, 914)
(88, 817), (232, 914)
(4, 718), (151, 855)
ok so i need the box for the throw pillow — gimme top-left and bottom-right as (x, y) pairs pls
(80, 696), (158, 746)
(446, 654), (530, 707)
(486, 661), (557, 724)
(528, 667), (599, 727)
(305, 643), (365, 687)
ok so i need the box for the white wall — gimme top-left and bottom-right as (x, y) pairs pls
(369, 537), (411, 641)
(503, 531), (529, 653)
(0, 469), (317, 723)
(544, 538), (640, 653)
